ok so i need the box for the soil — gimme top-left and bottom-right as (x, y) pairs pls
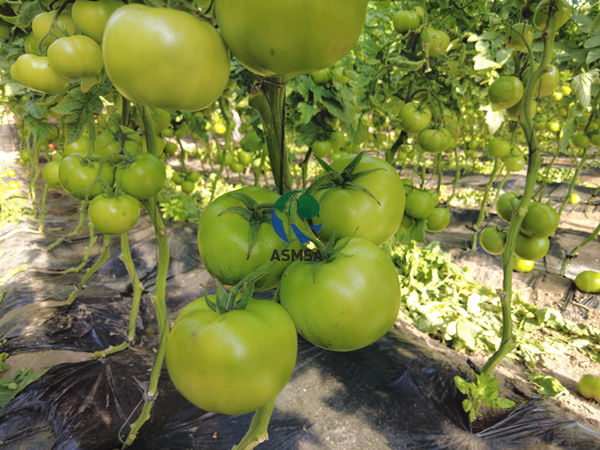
(1, 121), (600, 445)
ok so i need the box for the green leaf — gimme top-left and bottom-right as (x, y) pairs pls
(493, 397), (516, 409)
(0, 368), (47, 408)
(52, 85), (107, 143)
(584, 32), (600, 49)
(297, 102), (317, 125)
(571, 70), (599, 109)
(586, 48), (600, 65)
(409, 219), (427, 243)
(528, 373), (568, 397)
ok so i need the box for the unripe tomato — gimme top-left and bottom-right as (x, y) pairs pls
(180, 180), (195, 193)
(425, 207), (450, 232)
(311, 68), (331, 84)
(116, 153), (166, 199)
(515, 233), (550, 260)
(488, 137), (512, 159)
(10, 54), (69, 94)
(398, 101), (432, 133)
(480, 227), (506, 255)
(312, 140), (333, 158)
(533, 0), (571, 30)
(506, 23), (535, 51)
(405, 189), (436, 220)
(42, 161), (62, 189)
(507, 99), (536, 122)
(574, 270), (600, 294)
(502, 151), (526, 172)
(534, 65), (559, 97)
(64, 132), (92, 155)
(489, 76), (524, 111)
(48, 35), (104, 79)
(419, 128), (451, 153)
(496, 192), (520, 222)
(571, 133), (591, 148)
(329, 131), (346, 151)
(88, 193), (141, 234)
(513, 255), (534, 273)
(215, 0), (368, 77)
(393, 10), (420, 33)
(103, 4), (230, 110)
(420, 27), (450, 57)
(72, 0), (124, 43)
(32, 11), (75, 49)
(166, 297), (297, 415)
(280, 237), (400, 352)
(577, 375), (600, 403)
(58, 156), (115, 199)
(521, 201), (559, 238)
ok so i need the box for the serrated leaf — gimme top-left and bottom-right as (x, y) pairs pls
(320, 97), (351, 123)
(52, 85), (106, 143)
(297, 102), (317, 125)
(15, 1), (42, 28)
(571, 70), (599, 109)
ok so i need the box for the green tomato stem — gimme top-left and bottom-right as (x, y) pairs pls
(472, 159), (500, 251)
(558, 149), (588, 218)
(46, 198), (89, 252)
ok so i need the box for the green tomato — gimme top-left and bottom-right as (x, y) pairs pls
(574, 270), (600, 294)
(496, 192), (520, 222)
(164, 142), (178, 155)
(116, 153), (166, 199)
(48, 35), (104, 80)
(181, 180), (195, 193)
(280, 237), (400, 351)
(166, 297), (297, 415)
(488, 138), (511, 159)
(405, 189), (436, 220)
(534, 65), (559, 97)
(64, 132), (92, 156)
(329, 130), (346, 151)
(513, 255), (534, 272)
(571, 133), (591, 149)
(58, 155), (115, 199)
(215, 0), (367, 77)
(489, 76), (524, 111)
(502, 151), (526, 172)
(507, 23), (535, 51)
(197, 187), (296, 290)
(425, 207), (450, 232)
(533, 0), (571, 30)
(312, 140), (333, 158)
(72, 0), (124, 43)
(10, 54), (69, 94)
(103, 4), (230, 110)
(314, 155), (406, 246)
(515, 233), (550, 260)
(93, 130), (121, 157)
(418, 128), (451, 153)
(578, 375), (600, 403)
(42, 160), (62, 189)
(480, 227), (506, 255)
(237, 151), (253, 165)
(311, 68), (331, 84)
(393, 10), (420, 33)
(521, 201), (559, 238)
(420, 27), (450, 57)
(32, 11), (75, 49)
(398, 101), (432, 133)
(88, 193), (140, 234)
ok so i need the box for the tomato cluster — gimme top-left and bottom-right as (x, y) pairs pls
(403, 187), (450, 233)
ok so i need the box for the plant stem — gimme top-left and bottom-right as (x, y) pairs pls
(46, 199), (89, 252)
(482, 15), (557, 376)
(66, 234), (111, 306)
(233, 398), (277, 450)
(557, 149), (588, 218)
(249, 78), (291, 194)
(472, 159), (500, 250)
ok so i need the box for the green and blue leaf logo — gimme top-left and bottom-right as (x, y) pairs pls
(270, 190), (321, 244)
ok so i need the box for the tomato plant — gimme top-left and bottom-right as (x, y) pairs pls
(103, 4), (230, 110)
(533, 0), (572, 30)
(280, 237), (400, 351)
(166, 296), (297, 415)
(58, 155), (115, 199)
(10, 55), (68, 94)
(398, 101), (432, 133)
(488, 76), (524, 111)
(116, 153), (166, 200)
(47, 35), (104, 79)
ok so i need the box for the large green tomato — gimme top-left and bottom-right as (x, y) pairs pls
(166, 297), (297, 415)
(88, 193), (140, 234)
(578, 375), (600, 403)
(496, 192), (520, 222)
(393, 10), (420, 33)
(280, 237), (400, 352)
(419, 128), (451, 153)
(103, 4), (230, 110)
(72, 0), (124, 43)
(515, 233), (550, 260)
(32, 11), (75, 49)
(487, 138), (511, 159)
(48, 35), (104, 80)
(197, 187), (296, 290)
(533, 0), (571, 30)
(42, 161), (62, 189)
(480, 227), (506, 255)
(420, 27), (450, 57)
(58, 155), (115, 199)
(405, 189), (436, 220)
(215, 0), (368, 77)
(425, 207), (450, 232)
(398, 101), (432, 133)
(10, 54), (69, 94)
(314, 155), (406, 246)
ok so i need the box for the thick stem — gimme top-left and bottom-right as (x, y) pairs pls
(249, 78), (291, 194)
